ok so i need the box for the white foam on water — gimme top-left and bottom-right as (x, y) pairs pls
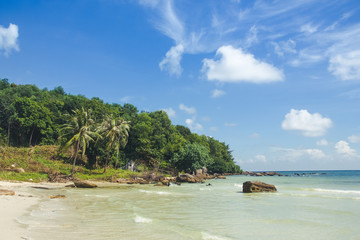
(138, 189), (171, 195)
(312, 188), (360, 195)
(200, 188), (213, 191)
(134, 215), (152, 223)
(201, 232), (231, 240)
(234, 184), (242, 188)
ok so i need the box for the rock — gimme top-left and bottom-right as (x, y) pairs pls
(176, 174), (197, 183)
(195, 169), (203, 176)
(242, 181), (277, 193)
(0, 189), (15, 196)
(50, 195), (66, 199)
(73, 180), (97, 188)
(65, 184), (75, 188)
(161, 180), (170, 186)
(15, 168), (25, 173)
(217, 176), (226, 179)
(202, 167), (208, 175)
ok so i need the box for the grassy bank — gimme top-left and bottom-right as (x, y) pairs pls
(0, 145), (140, 182)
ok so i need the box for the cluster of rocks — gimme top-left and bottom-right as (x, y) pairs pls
(242, 171), (283, 176)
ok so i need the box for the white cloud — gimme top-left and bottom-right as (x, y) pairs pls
(162, 108), (176, 118)
(335, 140), (356, 156)
(316, 139), (329, 146)
(328, 50), (360, 81)
(120, 96), (133, 103)
(274, 147), (326, 161)
(211, 89), (225, 98)
(185, 118), (203, 132)
(282, 109), (333, 137)
(348, 135), (360, 143)
(159, 44), (184, 77)
(244, 25), (258, 48)
(300, 23), (318, 34)
(0, 23), (19, 55)
(272, 39), (296, 56)
(224, 122), (237, 127)
(202, 45), (284, 83)
(179, 104), (196, 115)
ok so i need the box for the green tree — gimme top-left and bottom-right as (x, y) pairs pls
(171, 142), (213, 173)
(60, 108), (100, 175)
(98, 115), (130, 172)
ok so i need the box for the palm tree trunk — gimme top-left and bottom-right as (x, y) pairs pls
(103, 152), (109, 173)
(71, 141), (80, 176)
(7, 121), (10, 147)
(29, 127), (35, 147)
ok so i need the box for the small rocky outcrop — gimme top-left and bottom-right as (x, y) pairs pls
(0, 189), (15, 196)
(73, 180), (98, 188)
(176, 173), (204, 183)
(242, 181), (277, 193)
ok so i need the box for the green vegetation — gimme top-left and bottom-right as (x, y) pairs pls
(0, 78), (241, 181)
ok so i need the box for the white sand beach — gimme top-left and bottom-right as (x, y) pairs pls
(0, 181), (69, 240)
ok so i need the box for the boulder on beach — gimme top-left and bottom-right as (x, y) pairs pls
(73, 180), (98, 188)
(242, 181), (277, 193)
(217, 176), (226, 179)
(176, 173), (204, 183)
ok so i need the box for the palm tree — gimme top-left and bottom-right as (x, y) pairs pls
(98, 115), (130, 173)
(60, 108), (100, 176)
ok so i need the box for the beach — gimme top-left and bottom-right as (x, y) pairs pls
(0, 181), (69, 240)
(2, 171), (360, 239)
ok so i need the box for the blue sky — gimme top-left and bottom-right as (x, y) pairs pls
(1, 0), (360, 171)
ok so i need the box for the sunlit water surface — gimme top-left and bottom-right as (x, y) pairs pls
(19, 170), (360, 240)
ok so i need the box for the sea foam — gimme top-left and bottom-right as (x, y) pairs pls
(201, 232), (231, 240)
(312, 188), (360, 195)
(134, 215), (152, 223)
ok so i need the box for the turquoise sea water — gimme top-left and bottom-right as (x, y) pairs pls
(20, 170), (360, 240)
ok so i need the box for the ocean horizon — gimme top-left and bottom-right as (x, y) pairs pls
(19, 170), (360, 240)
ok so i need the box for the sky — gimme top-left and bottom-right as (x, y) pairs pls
(1, 0), (360, 171)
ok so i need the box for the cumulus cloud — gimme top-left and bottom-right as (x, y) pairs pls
(335, 140), (356, 156)
(159, 44), (184, 77)
(211, 89), (226, 98)
(328, 50), (360, 80)
(316, 139), (329, 146)
(202, 45), (284, 83)
(348, 135), (360, 143)
(179, 104), (196, 115)
(162, 108), (176, 118)
(0, 23), (19, 55)
(185, 118), (203, 132)
(282, 109), (333, 137)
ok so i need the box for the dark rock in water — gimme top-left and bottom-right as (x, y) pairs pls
(73, 180), (98, 188)
(31, 186), (50, 190)
(242, 181), (277, 193)
(65, 184), (75, 188)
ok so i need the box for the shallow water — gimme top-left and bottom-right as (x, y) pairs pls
(20, 171), (360, 240)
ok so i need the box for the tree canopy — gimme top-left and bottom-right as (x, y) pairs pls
(0, 78), (241, 174)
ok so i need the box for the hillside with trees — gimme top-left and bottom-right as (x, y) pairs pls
(0, 78), (241, 176)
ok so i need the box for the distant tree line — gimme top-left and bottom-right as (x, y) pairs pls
(0, 78), (241, 174)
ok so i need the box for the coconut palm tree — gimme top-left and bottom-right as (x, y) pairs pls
(60, 108), (100, 176)
(98, 115), (130, 173)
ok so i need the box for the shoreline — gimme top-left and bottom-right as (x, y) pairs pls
(0, 181), (73, 240)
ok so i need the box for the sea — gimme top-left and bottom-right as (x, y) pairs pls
(19, 170), (360, 240)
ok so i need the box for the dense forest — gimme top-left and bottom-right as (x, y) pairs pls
(0, 78), (241, 174)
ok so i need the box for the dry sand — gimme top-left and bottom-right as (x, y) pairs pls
(0, 181), (69, 240)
